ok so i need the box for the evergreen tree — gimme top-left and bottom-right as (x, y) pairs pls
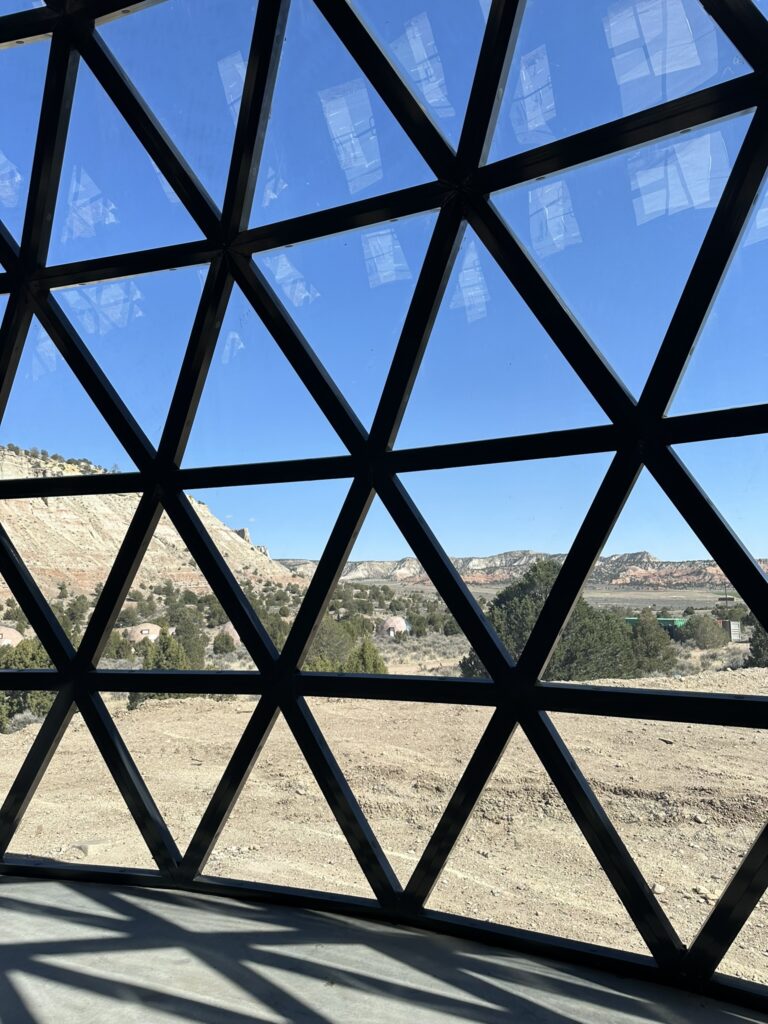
(680, 613), (728, 649)
(142, 628), (189, 670)
(745, 624), (768, 668)
(632, 609), (677, 675)
(344, 636), (388, 674)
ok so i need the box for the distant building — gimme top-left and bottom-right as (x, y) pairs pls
(377, 615), (408, 639)
(125, 622), (162, 644)
(0, 626), (24, 647)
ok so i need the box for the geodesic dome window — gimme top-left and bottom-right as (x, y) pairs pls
(0, 0), (766, 1006)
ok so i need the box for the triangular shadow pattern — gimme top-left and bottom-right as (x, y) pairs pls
(250, 0), (433, 227)
(349, 0), (488, 148)
(0, 491), (141, 644)
(255, 212), (437, 427)
(400, 453), (614, 673)
(48, 61), (201, 265)
(493, 114), (752, 397)
(303, 495), (481, 677)
(426, 726), (648, 954)
(98, 0), (257, 206)
(183, 284), (346, 467)
(552, 712), (768, 948)
(55, 265), (206, 446)
(397, 228), (609, 448)
(546, 468), (762, 692)
(488, 0), (750, 163)
(101, 510), (257, 672)
(202, 711), (374, 896)
(308, 696), (493, 886)
(185, 479), (352, 652)
(0, 318), (138, 473)
(103, 692), (256, 853)
(8, 708), (157, 870)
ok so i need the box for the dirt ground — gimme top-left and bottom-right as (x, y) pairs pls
(1, 668), (766, 986)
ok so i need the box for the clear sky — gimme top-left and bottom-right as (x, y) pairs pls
(0, 0), (765, 566)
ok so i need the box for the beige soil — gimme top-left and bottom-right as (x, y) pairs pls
(1, 667), (766, 986)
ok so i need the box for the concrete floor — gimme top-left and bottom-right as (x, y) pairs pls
(0, 879), (765, 1024)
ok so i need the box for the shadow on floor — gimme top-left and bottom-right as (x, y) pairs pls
(0, 878), (764, 1024)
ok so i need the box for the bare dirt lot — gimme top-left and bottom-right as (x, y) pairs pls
(1, 668), (766, 986)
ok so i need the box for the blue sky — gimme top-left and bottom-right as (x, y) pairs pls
(0, 0), (765, 565)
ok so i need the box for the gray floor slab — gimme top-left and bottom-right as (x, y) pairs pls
(0, 878), (765, 1024)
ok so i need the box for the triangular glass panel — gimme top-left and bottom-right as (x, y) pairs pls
(426, 726), (647, 953)
(0, 2), (48, 9)
(55, 265), (206, 446)
(303, 495), (481, 677)
(349, 0), (488, 149)
(0, 37), (48, 243)
(249, 0), (433, 228)
(400, 453), (614, 673)
(308, 696), (493, 886)
(48, 61), (201, 266)
(492, 114), (752, 397)
(397, 228), (609, 448)
(546, 468), (762, 692)
(0, 492), (141, 646)
(184, 479), (352, 651)
(183, 284), (345, 467)
(7, 710), (156, 869)
(752, 0), (768, 15)
(0, 318), (138, 473)
(719, 890), (768, 983)
(0, 294), (8, 318)
(672, 175), (768, 415)
(99, 0), (257, 206)
(101, 691), (256, 853)
(674, 434), (768, 572)
(202, 710), (373, 895)
(552, 713), (768, 948)
(488, 0), (750, 163)
(255, 213), (436, 427)
(102, 511), (257, 672)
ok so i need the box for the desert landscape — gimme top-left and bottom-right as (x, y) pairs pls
(0, 445), (766, 986)
(0, 682), (766, 985)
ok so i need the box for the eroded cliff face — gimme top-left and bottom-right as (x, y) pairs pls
(0, 448), (293, 602)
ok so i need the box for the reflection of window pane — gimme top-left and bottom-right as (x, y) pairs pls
(318, 79), (383, 195)
(449, 240), (490, 322)
(528, 181), (582, 258)
(61, 281), (144, 338)
(604, 0), (719, 114)
(0, 151), (22, 210)
(629, 131), (730, 225)
(361, 227), (411, 288)
(745, 187), (768, 247)
(511, 45), (556, 146)
(262, 253), (320, 307)
(62, 166), (118, 242)
(218, 50), (247, 124)
(391, 13), (455, 120)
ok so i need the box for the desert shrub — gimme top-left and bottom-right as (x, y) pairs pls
(745, 624), (768, 668)
(680, 613), (728, 650)
(212, 630), (235, 655)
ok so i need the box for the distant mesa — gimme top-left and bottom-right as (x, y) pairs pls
(0, 445), (763, 597)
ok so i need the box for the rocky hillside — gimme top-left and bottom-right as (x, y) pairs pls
(0, 448), (293, 601)
(281, 548), (767, 591)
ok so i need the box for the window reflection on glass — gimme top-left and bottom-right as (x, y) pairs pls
(0, 37), (49, 243)
(49, 63), (199, 264)
(350, 0), (486, 147)
(56, 266), (205, 445)
(98, 0), (257, 206)
(448, 237), (491, 322)
(251, 0), (430, 227)
(254, 213), (435, 426)
(391, 13), (455, 121)
(489, 0), (748, 163)
(0, 319), (136, 474)
(493, 115), (750, 396)
(628, 128), (730, 225)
